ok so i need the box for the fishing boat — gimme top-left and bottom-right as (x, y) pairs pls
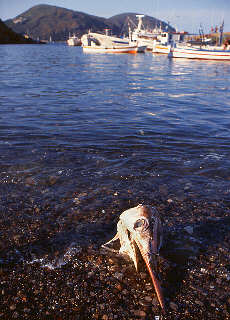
(168, 45), (230, 60)
(168, 20), (230, 61)
(128, 15), (163, 51)
(152, 42), (171, 54)
(67, 34), (81, 46)
(81, 32), (138, 54)
(152, 31), (187, 54)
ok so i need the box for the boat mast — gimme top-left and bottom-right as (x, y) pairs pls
(136, 14), (145, 32)
(219, 20), (224, 46)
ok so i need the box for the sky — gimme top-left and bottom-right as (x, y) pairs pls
(0, 0), (229, 33)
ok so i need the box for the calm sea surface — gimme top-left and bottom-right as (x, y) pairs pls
(0, 43), (230, 259)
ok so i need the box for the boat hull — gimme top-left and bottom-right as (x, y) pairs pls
(82, 45), (138, 54)
(152, 44), (171, 54)
(169, 47), (230, 60)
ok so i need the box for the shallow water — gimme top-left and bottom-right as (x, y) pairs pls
(0, 43), (230, 262)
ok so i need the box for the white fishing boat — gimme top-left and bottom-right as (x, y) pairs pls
(168, 45), (230, 60)
(168, 21), (230, 61)
(67, 34), (81, 46)
(152, 31), (187, 54)
(81, 32), (138, 54)
(128, 15), (163, 51)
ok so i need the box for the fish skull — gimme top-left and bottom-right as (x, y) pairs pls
(102, 204), (165, 310)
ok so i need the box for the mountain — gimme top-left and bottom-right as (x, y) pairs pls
(0, 19), (37, 44)
(4, 4), (118, 41)
(5, 4), (175, 41)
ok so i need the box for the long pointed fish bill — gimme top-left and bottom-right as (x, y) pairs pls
(141, 252), (165, 311)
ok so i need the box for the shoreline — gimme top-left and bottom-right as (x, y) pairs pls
(1, 196), (230, 319)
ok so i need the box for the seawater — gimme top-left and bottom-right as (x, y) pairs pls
(0, 44), (230, 261)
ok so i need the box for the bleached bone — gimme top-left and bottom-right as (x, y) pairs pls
(102, 204), (165, 311)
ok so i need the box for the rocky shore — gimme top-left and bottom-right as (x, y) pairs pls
(0, 183), (230, 319)
(0, 19), (40, 44)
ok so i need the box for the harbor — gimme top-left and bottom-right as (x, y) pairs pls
(1, 2), (230, 319)
(77, 16), (230, 60)
(0, 43), (230, 318)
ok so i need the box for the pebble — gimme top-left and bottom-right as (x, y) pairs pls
(114, 272), (123, 280)
(195, 300), (204, 307)
(122, 289), (128, 295)
(184, 226), (193, 234)
(25, 177), (35, 186)
(139, 298), (152, 307)
(152, 297), (159, 306)
(10, 304), (16, 311)
(12, 312), (18, 318)
(144, 296), (152, 303)
(139, 272), (147, 279)
(48, 176), (58, 186)
(132, 310), (146, 317)
(170, 301), (178, 311)
(115, 283), (122, 291)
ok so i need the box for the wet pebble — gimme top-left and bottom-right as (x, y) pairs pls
(184, 226), (193, 234)
(113, 272), (123, 280)
(170, 301), (178, 311)
(25, 177), (35, 186)
(139, 272), (147, 279)
(139, 298), (152, 307)
(48, 176), (58, 186)
(10, 304), (16, 311)
(115, 283), (122, 291)
(195, 300), (204, 307)
(122, 289), (128, 295)
(132, 309), (147, 317)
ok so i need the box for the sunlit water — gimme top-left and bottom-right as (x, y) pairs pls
(0, 43), (230, 263)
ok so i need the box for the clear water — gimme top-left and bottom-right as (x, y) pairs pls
(1, 44), (230, 196)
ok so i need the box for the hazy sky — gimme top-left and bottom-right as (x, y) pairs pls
(0, 0), (229, 33)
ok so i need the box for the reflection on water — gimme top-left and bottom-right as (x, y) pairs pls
(0, 44), (230, 211)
